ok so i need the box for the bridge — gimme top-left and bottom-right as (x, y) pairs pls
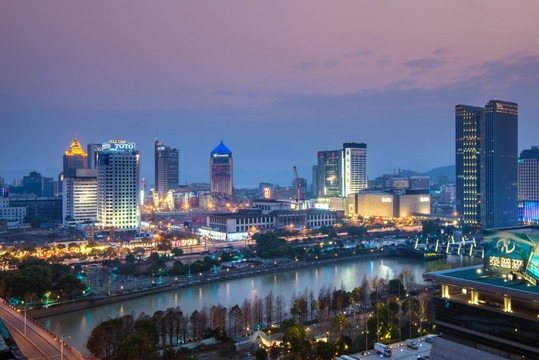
(0, 300), (85, 360)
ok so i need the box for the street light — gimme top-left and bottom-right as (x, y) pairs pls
(21, 301), (27, 335)
(60, 335), (71, 360)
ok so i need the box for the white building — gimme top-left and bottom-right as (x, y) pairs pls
(0, 197), (26, 229)
(341, 142), (367, 197)
(62, 169), (97, 226)
(97, 140), (141, 231)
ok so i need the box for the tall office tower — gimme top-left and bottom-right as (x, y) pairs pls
(312, 165), (318, 197)
(210, 142), (233, 195)
(456, 104), (483, 227)
(518, 146), (539, 201)
(341, 143), (367, 197)
(456, 100), (518, 229)
(317, 150), (341, 197)
(154, 138), (179, 195)
(63, 137), (87, 178)
(62, 169), (97, 226)
(97, 140), (140, 231)
(480, 100), (518, 229)
(87, 144), (102, 169)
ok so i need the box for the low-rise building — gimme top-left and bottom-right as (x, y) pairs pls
(346, 191), (430, 218)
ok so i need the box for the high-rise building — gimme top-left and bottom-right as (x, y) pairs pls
(312, 165), (318, 196)
(210, 142), (233, 195)
(341, 143), (367, 197)
(456, 104), (483, 227)
(63, 137), (88, 178)
(317, 150), (341, 197)
(518, 146), (539, 201)
(455, 100), (518, 229)
(87, 144), (102, 169)
(97, 140), (140, 231)
(154, 138), (179, 195)
(480, 100), (518, 229)
(63, 169), (97, 226)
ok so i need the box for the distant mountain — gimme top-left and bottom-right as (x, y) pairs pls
(395, 165), (455, 183)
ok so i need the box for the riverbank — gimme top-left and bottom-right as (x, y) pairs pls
(29, 251), (387, 319)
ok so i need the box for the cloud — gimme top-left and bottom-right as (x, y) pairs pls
(292, 60), (318, 71)
(403, 58), (448, 69)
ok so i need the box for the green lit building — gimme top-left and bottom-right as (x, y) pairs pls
(424, 227), (539, 359)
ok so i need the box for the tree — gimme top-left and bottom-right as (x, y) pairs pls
(171, 247), (183, 257)
(255, 348), (268, 360)
(265, 291), (274, 327)
(282, 325), (306, 357)
(134, 318), (158, 347)
(315, 341), (337, 360)
(347, 226), (368, 237)
(112, 333), (155, 360)
(274, 294), (286, 324)
(228, 305), (243, 337)
(331, 314), (351, 337)
(56, 274), (85, 298)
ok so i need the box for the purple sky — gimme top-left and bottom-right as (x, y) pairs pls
(2, 1), (539, 186)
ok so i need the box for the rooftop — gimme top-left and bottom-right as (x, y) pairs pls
(211, 141), (232, 155)
(424, 265), (539, 299)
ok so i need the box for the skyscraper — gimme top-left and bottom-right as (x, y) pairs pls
(317, 150), (341, 197)
(456, 100), (518, 229)
(154, 138), (179, 195)
(210, 142), (233, 195)
(62, 137), (97, 226)
(63, 137), (87, 177)
(341, 142), (367, 197)
(481, 100), (518, 229)
(456, 104), (482, 227)
(97, 140), (140, 231)
(518, 146), (539, 201)
(87, 143), (102, 169)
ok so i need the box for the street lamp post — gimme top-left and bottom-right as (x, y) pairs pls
(60, 335), (71, 360)
(21, 301), (27, 335)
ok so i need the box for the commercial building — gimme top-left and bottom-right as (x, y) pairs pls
(154, 138), (179, 195)
(518, 146), (539, 202)
(97, 140), (141, 231)
(341, 142), (367, 197)
(456, 100), (518, 229)
(424, 227), (539, 360)
(456, 104), (483, 227)
(316, 150), (341, 197)
(210, 142), (233, 196)
(408, 175), (430, 190)
(0, 197), (26, 226)
(202, 207), (336, 241)
(346, 191), (430, 218)
(62, 169), (97, 226)
(9, 196), (61, 221)
(63, 137), (87, 178)
(87, 143), (102, 169)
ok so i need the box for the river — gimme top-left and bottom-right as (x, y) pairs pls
(39, 255), (480, 355)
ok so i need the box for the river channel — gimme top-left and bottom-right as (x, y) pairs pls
(39, 255), (480, 355)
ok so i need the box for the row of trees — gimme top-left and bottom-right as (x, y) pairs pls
(0, 256), (86, 303)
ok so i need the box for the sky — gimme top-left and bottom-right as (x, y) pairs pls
(2, 1), (539, 187)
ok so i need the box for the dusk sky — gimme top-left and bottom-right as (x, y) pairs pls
(2, 1), (539, 186)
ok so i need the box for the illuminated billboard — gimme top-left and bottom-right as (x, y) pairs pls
(483, 228), (539, 277)
(102, 140), (136, 153)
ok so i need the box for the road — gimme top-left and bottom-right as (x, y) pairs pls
(0, 300), (85, 360)
(350, 336), (432, 359)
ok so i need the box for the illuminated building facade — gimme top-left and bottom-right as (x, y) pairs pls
(63, 137), (88, 178)
(97, 140), (140, 231)
(481, 100), (518, 229)
(456, 104), (483, 227)
(341, 142), (367, 197)
(456, 100), (518, 229)
(317, 150), (341, 197)
(154, 138), (179, 195)
(518, 146), (539, 202)
(424, 227), (539, 360)
(62, 169), (97, 226)
(210, 142), (233, 195)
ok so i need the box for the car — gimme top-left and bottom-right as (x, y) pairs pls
(424, 335), (436, 343)
(417, 356), (429, 360)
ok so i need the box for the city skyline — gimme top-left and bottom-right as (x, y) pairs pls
(2, 1), (539, 186)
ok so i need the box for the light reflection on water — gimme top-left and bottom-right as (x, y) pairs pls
(40, 255), (479, 355)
